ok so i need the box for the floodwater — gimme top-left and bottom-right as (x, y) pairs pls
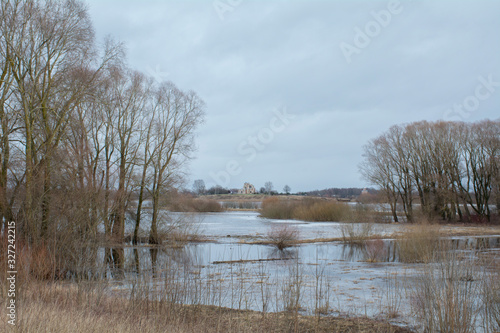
(109, 210), (500, 332)
(125, 210), (405, 241)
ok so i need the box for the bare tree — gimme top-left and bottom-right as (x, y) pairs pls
(458, 120), (499, 221)
(2, 0), (119, 241)
(147, 82), (205, 244)
(360, 137), (399, 222)
(0, 1), (206, 277)
(133, 77), (157, 245)
(0, 3), (18, 230)
(103, 68), (149, 242)
(264, 181), (274, 195)
(283, 184), (291, 195)
(361, 119), (500, 223)
(193, 179), (206, 195)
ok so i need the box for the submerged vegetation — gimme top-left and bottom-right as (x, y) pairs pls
(0, 279), (412, 333)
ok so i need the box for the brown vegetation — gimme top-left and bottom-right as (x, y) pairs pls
(266, 224), (300, 250)
(395, 223), (444, 263)
(340, 223), (375, 245)
(0, 0), (205, 252)
(360, 120), (500, 223)
(407, 252), (487, 332)
(260, 197), (375, 223)
(0, 280), (412, 333)
(0, 241), (412, 333)
(168, 194), (224, 213)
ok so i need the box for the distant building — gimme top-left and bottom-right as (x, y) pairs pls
(361, 188), (369, 195)
(238, 182), (256, 194)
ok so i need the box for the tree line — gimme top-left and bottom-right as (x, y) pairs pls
(0, 0), (205, 252)
(299, 188), (374, 198)
(360, 120), (499, 222)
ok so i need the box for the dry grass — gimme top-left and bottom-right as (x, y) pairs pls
(294, 200), (351, 222)
(260, 197), (296, 219)
(407, 252), (483, 333)
(266, 224), (300, 250)
(340, 223), (374, 245)
(168, 194), (224, 212)
(395, 223), (444, 263)
(482, 262), (500, 332)
(0, 281), (412, 333)
(222, 201), (260, 210)
(260, 197), (374, 223)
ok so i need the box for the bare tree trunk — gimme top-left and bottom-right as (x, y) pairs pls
(134, 171), (146, 244)
(149, 179), (159, 245)
(104, 133), (112, 239)
(40, 159), (51, 238)
(112, 156), (127, 243)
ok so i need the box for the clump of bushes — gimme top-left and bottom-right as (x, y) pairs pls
(294, 200), (351, 222)
(340, 223), (374, 245)
(407, 252), (483, 333)
(168, 194), (224, 212)
(396, 223), (443, 263)
(266, 224), (300, 250)
(260, 197), (297, 219)
(260, 197), (368, 222)
(191, 198), (225, 212)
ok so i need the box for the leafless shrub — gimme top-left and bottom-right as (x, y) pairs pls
(345, 203), (378, 223)
(407, 252), (482, 333)
(266, 224), (299, 250)
(340, 222), (374, 245)
(382, 272), (404, 319)
(482, 263), (500, 332)
(365, 239), (387, 262)
(396, 224), (443, 263)
(280, 259), (303, 314)
(159, 213), (204, 245)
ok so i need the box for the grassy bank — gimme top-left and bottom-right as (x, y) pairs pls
(0, 280), (411, 333)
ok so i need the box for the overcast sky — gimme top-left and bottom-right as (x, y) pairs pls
(86, 0), (500, 193)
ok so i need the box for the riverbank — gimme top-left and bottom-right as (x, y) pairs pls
(0, 281), (412, 333)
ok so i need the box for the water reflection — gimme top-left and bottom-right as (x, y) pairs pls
(101, 236), (500, 282)
(266, 247), (298, 260)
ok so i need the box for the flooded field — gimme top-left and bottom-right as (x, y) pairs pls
(100, 211), (500, 332)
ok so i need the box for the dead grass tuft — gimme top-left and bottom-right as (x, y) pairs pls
(266, 224), (300, 250)
(395, 224), (443, 263)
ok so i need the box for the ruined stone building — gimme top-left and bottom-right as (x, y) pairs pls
(238, 182), (256, 194)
